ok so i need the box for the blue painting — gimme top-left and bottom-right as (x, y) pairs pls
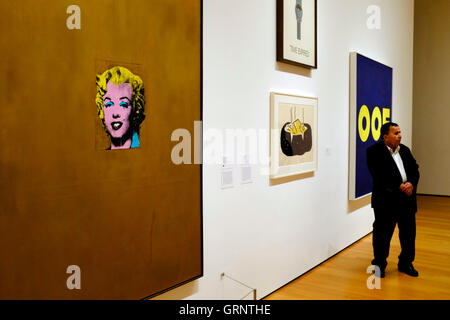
(349, 53), (393, 200)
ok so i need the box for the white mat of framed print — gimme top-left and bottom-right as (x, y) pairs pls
(276, 0), (317, 68)
(270, 93), (318, 179)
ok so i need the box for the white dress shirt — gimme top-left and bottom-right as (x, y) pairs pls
(387, 145), (407, 183)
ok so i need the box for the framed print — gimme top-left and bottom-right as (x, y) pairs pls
(270, 92), (318, 178)
(277, 0), (317, 68)
(0, 0), (202, 299)
(349, 52), (393, 200)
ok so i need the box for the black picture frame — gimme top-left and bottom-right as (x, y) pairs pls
(276, 0), (317, 69)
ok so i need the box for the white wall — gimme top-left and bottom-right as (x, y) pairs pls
(412, 0), (450, 196)
(154, 0), (415, 300)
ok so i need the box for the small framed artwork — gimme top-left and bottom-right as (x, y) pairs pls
(270, 92), (318, 178)
(276, 0), (317, 68)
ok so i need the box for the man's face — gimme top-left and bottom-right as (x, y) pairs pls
(383, 125), (402, 149)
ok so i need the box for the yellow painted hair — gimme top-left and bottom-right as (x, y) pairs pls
(95, 66), (146, 134)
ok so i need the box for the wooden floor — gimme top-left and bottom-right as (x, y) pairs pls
(265, 195), (450, 300)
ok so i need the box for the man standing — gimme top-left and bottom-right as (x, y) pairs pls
(366, 122), (420, 278)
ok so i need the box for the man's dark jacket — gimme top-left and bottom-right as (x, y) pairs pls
(366, 141), (420, 213)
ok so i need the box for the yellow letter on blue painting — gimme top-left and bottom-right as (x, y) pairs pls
(358, 105), (370, 142)
(382, 107), (390, 125)
(371, 107), (382, 141)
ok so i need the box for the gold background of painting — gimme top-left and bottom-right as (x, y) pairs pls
(0, 0), (201, 299)
(278, 103), (314, 166)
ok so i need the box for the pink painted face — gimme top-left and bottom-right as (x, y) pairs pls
(103, 82), (133, 138)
